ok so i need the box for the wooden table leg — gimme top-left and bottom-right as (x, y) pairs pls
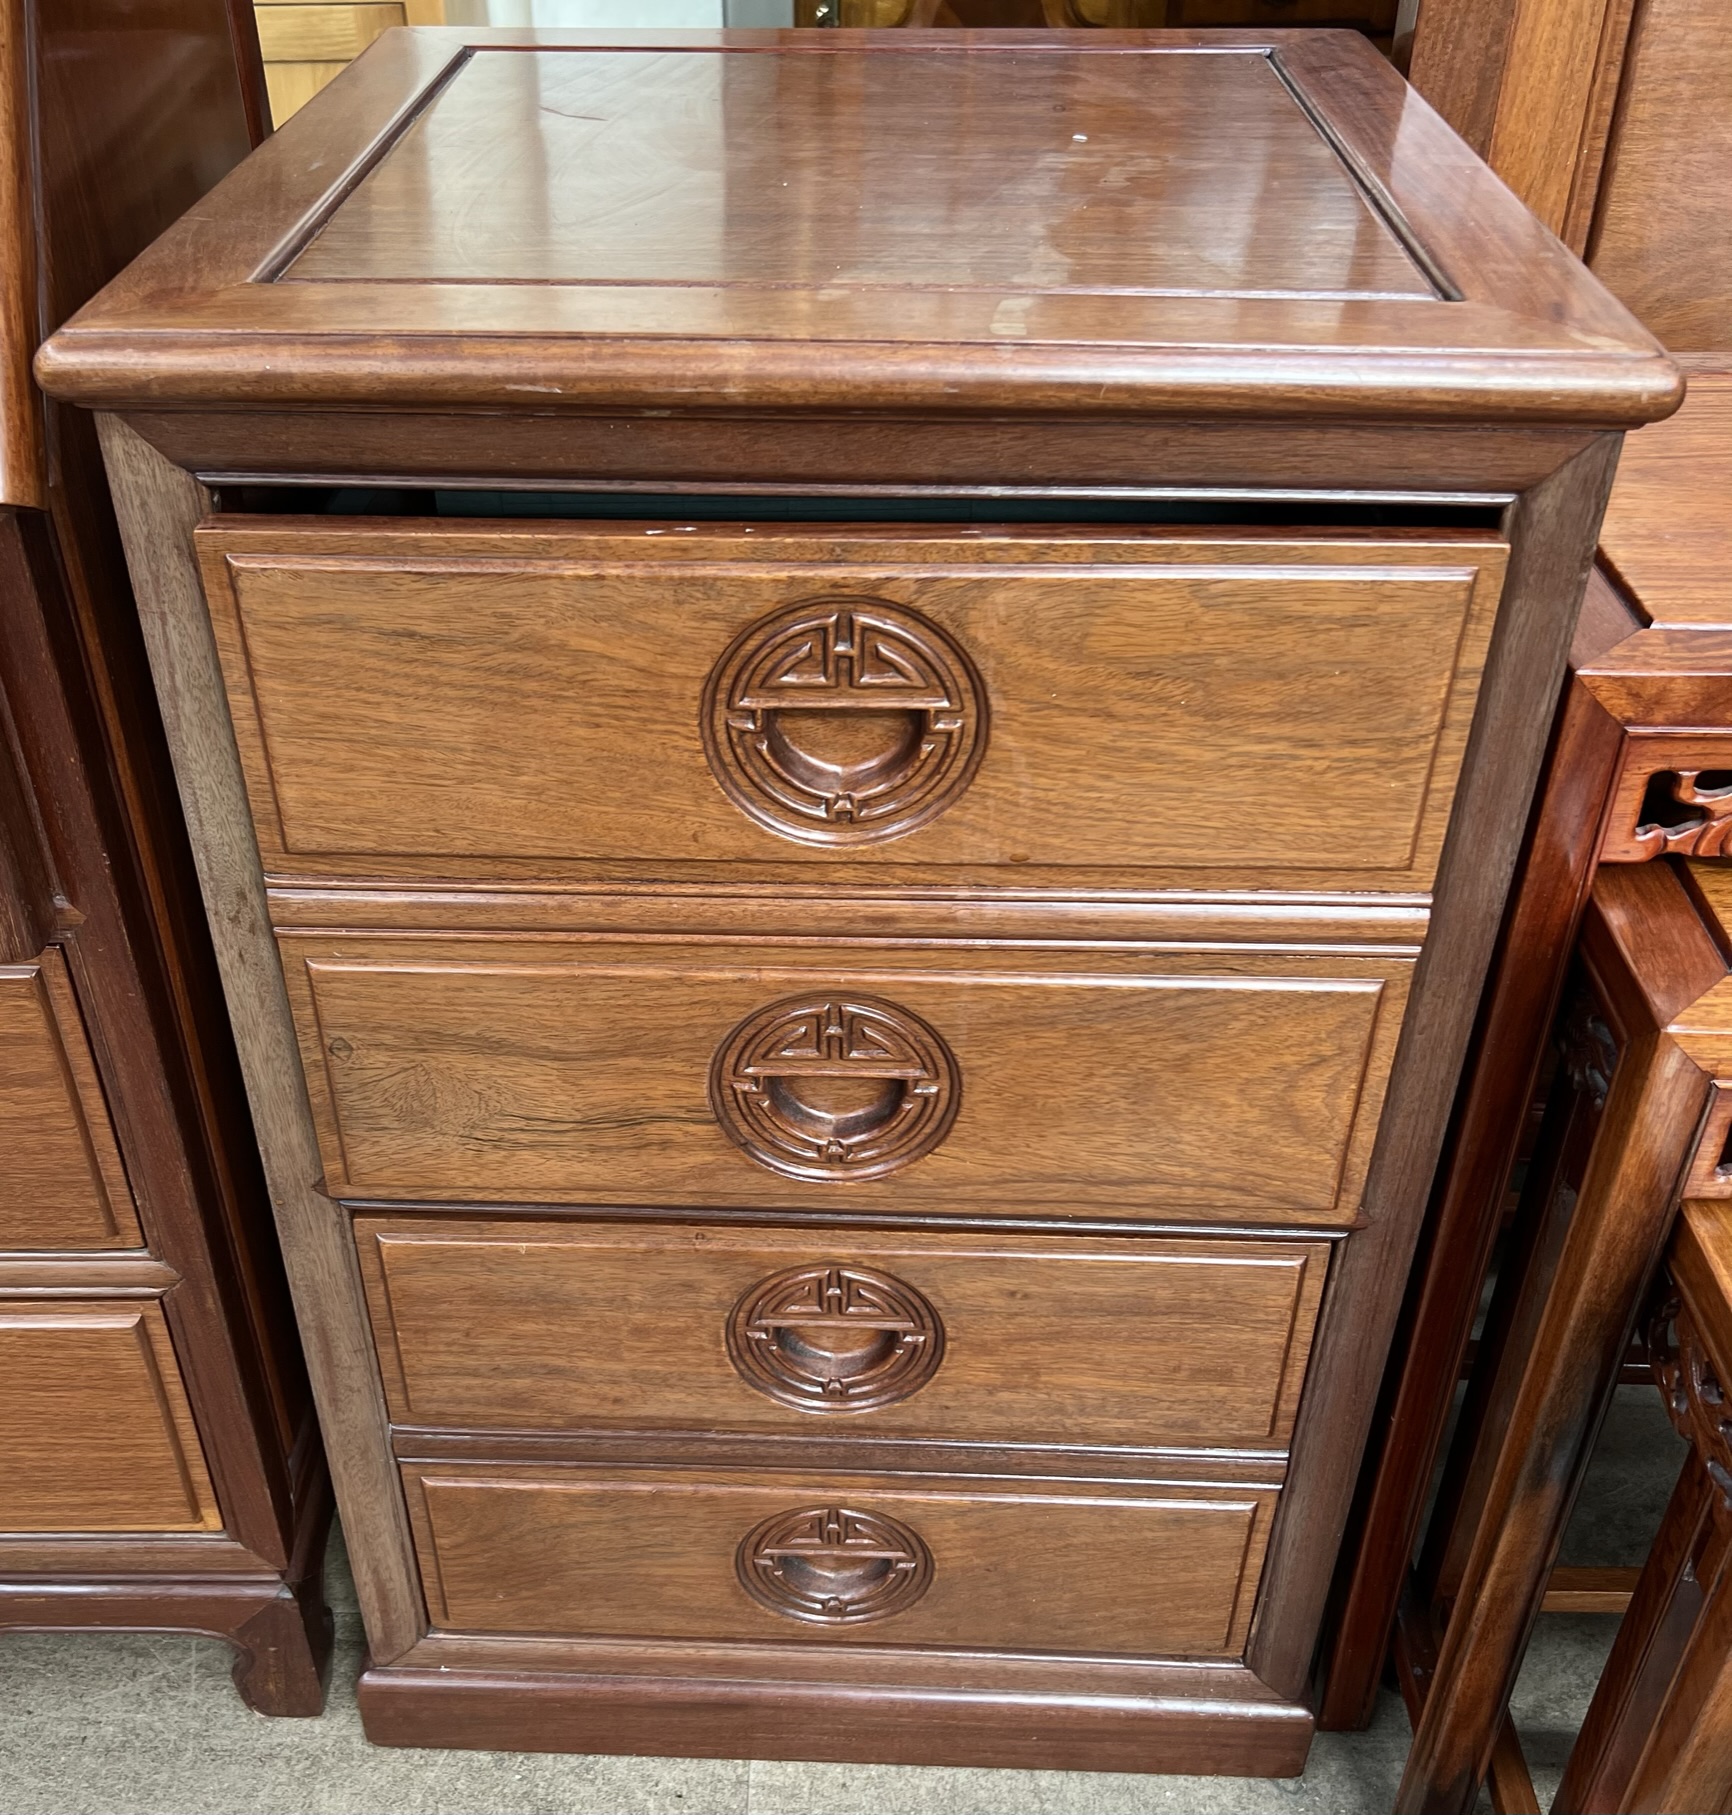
(1395, 869), (1721, 1815)
(1558, 1220), (1732, 1814)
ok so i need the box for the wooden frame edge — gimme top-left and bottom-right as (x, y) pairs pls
(94, 412), (424, 1660)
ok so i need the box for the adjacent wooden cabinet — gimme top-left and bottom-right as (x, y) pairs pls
(254, 0), (444, 124)
(40, 26), (1678, 1775)
(0, 0), (329, 1712)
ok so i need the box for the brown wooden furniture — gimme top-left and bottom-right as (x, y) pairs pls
(39, 25), (1678, 1773)
(1405, 0), (1732, 346)
(0, 0), (329, 1714)
(254, 0), (444, 124)
(1319, 367), (1732, 1737)
(1388, 858), (1732, 1813)
(802, 2), (1398, 31)
(1556, 1193), (1732, 1815)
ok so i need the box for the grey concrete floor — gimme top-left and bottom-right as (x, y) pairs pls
(0, 1389), (1683, 1815)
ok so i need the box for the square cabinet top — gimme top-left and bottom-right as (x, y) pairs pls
(39, 29), (1677, 426)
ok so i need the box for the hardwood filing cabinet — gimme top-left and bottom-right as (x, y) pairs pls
(39, 26), (1680, 1774)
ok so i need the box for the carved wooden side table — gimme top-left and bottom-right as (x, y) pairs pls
(1557, 1195), (1732, 1815)
(1321, 366), (1732, 1735)
(39, 25), (1677, 1773)
(1391, 859), (1732, 1813)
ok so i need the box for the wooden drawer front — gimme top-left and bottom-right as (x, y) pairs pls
(404, 1463), (1276, 1657)
(0, 1300), (220, 1532)
(199, 523), (1505, 889)
(358, 1218), (1329, 1449)
(0, 952), (141, 1250)
(288, 936), (1410, 1222)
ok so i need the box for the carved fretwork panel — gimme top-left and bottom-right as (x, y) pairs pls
(1602, 736), (1732, 862)
(1649, 1291), (1732, 1516)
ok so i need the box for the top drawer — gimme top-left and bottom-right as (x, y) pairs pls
(195, 521), (1506, 892)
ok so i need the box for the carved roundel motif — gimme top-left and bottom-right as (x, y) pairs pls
(700, 597), (988, 846)
(736, 1504), (934, 1625)
(727, 1264), (946, 1412)
(709, 995), (961, 1182)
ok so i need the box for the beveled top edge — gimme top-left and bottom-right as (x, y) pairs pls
(35, 27), (1682, 428)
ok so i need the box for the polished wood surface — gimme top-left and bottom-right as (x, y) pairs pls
(1394, 862), (1732, 1813)
(357, 1643), (1314, 1775)
(0, 1299), (221, 1531)
(98, 418), (424, 1666)
(1406, 0), (1732, 328)
(38, 31), (1676, 427)
(356, 1218), (1328, 1450)
(1404, 0), (1632, 245)
(1551, 1199), (1732, 1814)
(253, 0), (439, 125)
(1599, 371), (1732, 629)
(0, 0), (328, 1713)
(61, 26), (1677, 1774)
(286, 933), (1408, 1220)
(198, 523), (1503, 891)
(256, 2), (402, 61)
(0, 950), (142, 1250)
(1585, 0), (1732, 349)
(0, 0), (42, 509)
(1321, 386), (1732, 1729)
(287, 47), (1427, 299)
(1320, 577), (1640, 1729)
(404, 1462), (1275, 1656)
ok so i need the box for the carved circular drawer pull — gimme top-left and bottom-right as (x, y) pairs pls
(709, 995), (960, 1181)
(728, 1263), (945, 1411)
(737, 1505), (933, 1625)
(700, 597), (987, 846)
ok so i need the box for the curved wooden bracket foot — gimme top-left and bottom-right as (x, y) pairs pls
(230, 1584), (335, 1717)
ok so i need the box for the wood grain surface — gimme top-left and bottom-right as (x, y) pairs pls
(255, 3), (402, 61)
(1554, 1199), (1732, 1813)
(1396, 862), (1731, 1813)
(284, 45), (1429, 299)
(0, 1298), (220, 1531)
(355, 1217), (1328, 1450)
(198, 523), (1505, 892)
(0, 1), (42, 508)
(285, 933), (1408, 1221)
(1586, 0), (1732, 347)
(0, 951), (142, 1249)
(63, 23), (1676, 1767)
(1404, 0), (1631, 243)
(404, 1462), (1275, 1656)
(97, 415), (425, 1660)
(34, 31), (1678, 425)
(0, 0), (338, 1710)
(1598, 370), (1732, 627)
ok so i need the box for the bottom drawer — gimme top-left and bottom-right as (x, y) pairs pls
(403, 1463), (1277, 1658)
(0, 1299), (219, 1532)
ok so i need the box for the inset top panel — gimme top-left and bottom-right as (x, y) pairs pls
(282, 45), (1434, 302)
(37, 30), (1679, 427)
